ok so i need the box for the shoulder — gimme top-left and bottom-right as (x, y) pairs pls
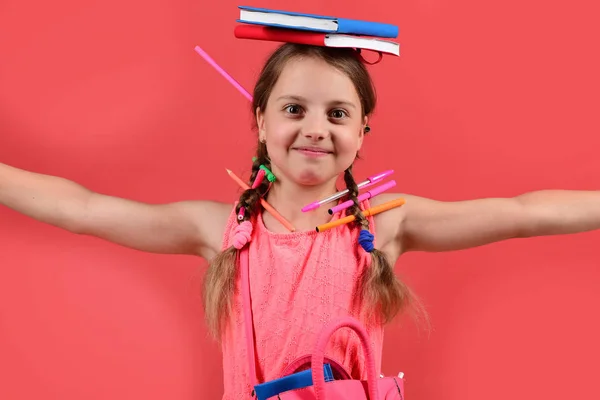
(369, 193), (412, 263)
(370, 192), (450, 260)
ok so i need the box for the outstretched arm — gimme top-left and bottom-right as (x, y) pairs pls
(0, 162), (230, 259)
(392, 190), (600, 253)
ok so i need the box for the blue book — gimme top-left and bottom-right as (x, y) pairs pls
(253, 363), (335, 400)
(238, 6), (398, 39)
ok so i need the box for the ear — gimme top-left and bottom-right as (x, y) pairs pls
(357, 115), (368, 148)
(256, 107), (266, 142)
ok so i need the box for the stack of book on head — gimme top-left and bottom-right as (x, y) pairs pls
(234, 5), (400, 57)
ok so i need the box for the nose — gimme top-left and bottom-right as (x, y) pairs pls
(301, 114), (330, 141)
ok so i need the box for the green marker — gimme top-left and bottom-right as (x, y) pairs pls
(259, 165), (276, 182)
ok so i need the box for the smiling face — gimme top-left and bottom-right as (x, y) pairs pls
(255, 55), (369, 186)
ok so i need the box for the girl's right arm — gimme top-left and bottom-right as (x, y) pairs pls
(0, 163), (231, 260)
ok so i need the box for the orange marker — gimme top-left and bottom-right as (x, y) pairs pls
(226, 169), (296, 232)
(316, 197), (406, 232)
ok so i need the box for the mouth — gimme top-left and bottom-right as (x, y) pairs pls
(292, 147), (334, 157)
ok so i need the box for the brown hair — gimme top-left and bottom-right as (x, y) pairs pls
(202, 43), (421, 339)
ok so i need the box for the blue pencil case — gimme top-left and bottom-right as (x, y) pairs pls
(254, 363), (335, 400)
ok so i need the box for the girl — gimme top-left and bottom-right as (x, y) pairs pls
(1, 42), (599, 399)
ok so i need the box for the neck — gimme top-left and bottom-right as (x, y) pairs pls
(262, 177), (339, 232)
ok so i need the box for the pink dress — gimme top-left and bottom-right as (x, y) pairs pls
(219, 199), (384, 399)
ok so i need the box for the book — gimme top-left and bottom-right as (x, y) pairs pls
(237, 5), (398, 38)
(234, 25), (400, 56)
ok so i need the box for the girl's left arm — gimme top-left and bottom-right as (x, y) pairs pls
(391, 190), (600, 253)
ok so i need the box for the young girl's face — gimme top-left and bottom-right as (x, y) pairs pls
(256, 56), (366, 186)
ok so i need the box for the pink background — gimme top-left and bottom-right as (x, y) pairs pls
(1, 0), (599, 399)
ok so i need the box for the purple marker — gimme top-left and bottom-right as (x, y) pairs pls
(301, 169), (394, 212)
(328, 180), (397, 215)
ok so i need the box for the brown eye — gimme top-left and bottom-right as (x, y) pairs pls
(284, 104), (301, 114)
(330, 109), (348, 119)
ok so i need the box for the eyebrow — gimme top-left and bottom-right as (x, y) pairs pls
(276, 95), (357, 109)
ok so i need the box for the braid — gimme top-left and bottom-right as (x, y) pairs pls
(202, 141), (272, 340)
(343, 165), (370, 231)
(343, 166), (415, 323)
(235, 144), (271, 221)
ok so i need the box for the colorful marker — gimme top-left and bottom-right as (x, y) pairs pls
(301, 170), (394, 212)
(316, 197), (406, 232)
(226, 169), (295, 232)
(237, 206), (246, 221)
(251, 169), (266, 189)
(194, 45), (253, 102)
(259, 165), (276, 182)
(328, 180), (397, 215)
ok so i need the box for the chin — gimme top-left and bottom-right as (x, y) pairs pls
(294, 170), (336, 186)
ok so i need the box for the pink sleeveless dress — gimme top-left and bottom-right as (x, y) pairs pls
(219, 199), (384, 399)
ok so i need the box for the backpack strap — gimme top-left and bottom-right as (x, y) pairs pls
(239, 247), (260, 394)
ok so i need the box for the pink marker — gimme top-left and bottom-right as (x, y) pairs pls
(301, 169), (394, 212)
(237, 207), (246, 221)
(328, 180), (397, 215)
(251, 169), (266, 189)
(194, 45), (253, 102)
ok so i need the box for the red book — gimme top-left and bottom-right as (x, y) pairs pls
(234, 24), (399, 56)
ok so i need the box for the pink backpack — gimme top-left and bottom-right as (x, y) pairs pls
(239, 247), (406, 399)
